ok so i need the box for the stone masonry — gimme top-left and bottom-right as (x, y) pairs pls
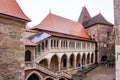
(114, 0), (120, 80)
(0, 15), (26, 80)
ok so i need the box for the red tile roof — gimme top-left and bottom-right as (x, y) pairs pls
(41, 30), (95, 42)
(26, 26), (39, 33)
(0, 0), (30, 21)
(24, 38), (37, 46)
(33, 13), (90, 39)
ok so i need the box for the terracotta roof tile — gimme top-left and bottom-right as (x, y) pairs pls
(26, 26), (39, 33)
(83, 13), (113, 28)
(24, 38), (37, 46)
(33, 13), (90, 39)
(44, 30), (95, 42)
(0, 0), (30, 21)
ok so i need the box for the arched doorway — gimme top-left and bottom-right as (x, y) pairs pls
(61, 54), (67, 70)
(69, 54), (74, 68)
(50, 55), (58, 71)
(27, 74), (40, 80)
(25, 50), (31, 61)
(46, 78), (54, 80)
(59, 78), (65, 80)
(39, 58), (48, 67)
(91, 53), (94, 63)
(76, 53), (81, 67)
(101, 55), (107, 61)
(82, 53), (85, 65)
(87, 53), (90, 64)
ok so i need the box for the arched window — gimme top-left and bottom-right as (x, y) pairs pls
(27, 74), (40, 80)
(25, 50), (31, 61)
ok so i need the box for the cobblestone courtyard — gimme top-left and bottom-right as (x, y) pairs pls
(84, 65), (115, 80)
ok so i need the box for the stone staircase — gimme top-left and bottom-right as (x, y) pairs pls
(25, 63), (72, 79)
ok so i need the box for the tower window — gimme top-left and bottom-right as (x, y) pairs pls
(25, 50), (31, 61)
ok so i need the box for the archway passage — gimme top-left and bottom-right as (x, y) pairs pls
(61, 54), (67, 70)
(46, 78), (54, 80)
(91, 53), (94, 63)
(101, 55), (107, 61)
(82, 53), (85, 65)
(27, 74), (40, 80)
(76, 54), (81, 67)
(69, 54), (74, 68)
(50, 55), (59, 71)
(87, 53), (90, 64)
(59, 78), (65, 80)
(39, 59), (48, 67)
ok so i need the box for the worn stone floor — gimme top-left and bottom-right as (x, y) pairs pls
(83, 65), (115, 80)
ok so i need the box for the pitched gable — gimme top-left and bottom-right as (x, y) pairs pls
(0, 0), (30, 21)
(83, 13), (113, 28)
(33, 13), (90, 39)
(78, 7), (91, 24)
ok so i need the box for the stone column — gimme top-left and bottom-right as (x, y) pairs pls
(48, 38), (51, 51)
(59, 40), (61, 49)
(67, 60), (69, 70)
(58, 61), (61, 71)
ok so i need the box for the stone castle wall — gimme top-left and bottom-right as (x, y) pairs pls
(0, 15), (26, 80)
(114, 0), (120, 80)
(86, 24), (115, 62)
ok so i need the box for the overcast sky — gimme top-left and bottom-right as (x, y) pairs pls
(16, 0), (114, 27)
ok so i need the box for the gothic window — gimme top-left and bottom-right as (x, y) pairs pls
(42, 42), (44, 50)
(25, 50), (31, 61)
(38, 44), (41, 52)
(45, 40), (48, 48)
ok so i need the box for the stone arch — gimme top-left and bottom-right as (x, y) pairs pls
(39, 58), (48, 67)
(25, 50), (31, 61)
(50, 54), (59, 71)
(76, 53), (81, 67)
(87, 53), (90, 64)
(61, 54), (67, 70)
(69, 53), (74, 68)
(44, 76), (55, 80)
(82, 53), (86, 65)
(25, 71), (43, 80)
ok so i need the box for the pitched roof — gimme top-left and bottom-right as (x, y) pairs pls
(78, 7), (91, 24)
(0, 0), (30, 21)
(83, 13), (113, 28)
(26, 26), (39, 33)
(24, 38), (37, 46)
(33, 13), (90, 39)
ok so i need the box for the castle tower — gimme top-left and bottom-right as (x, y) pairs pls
(78, 6), (91, 25)
(0, 0), (30, 80)
(114, 0), (120, 80)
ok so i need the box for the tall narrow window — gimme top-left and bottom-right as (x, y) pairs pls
(38, 44), (40, 52)
(25, 50), (31, 61)
(42, 42), (44, 50)
(45, 40), (48, 48)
